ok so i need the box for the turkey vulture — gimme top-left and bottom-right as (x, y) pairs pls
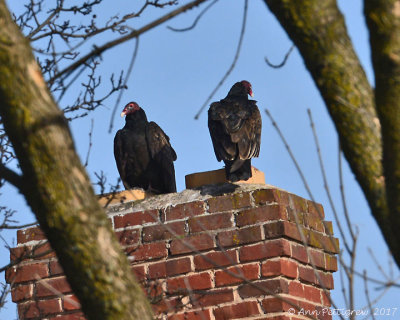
(208, 80), (261, 182)
(114, 102), (177, 194)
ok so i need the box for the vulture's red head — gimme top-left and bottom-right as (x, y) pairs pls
(121, 102), (140, 117)
(241, 80), (254, 97)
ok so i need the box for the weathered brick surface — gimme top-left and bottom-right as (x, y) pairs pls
(215, 263), (260, 287)
(188, 212), (233, 233)
(236, 205), (286, 227)
(194, 250), (237, 271)
(170, 233), (215, 255)
(217, 225), (263, 247)
(11, 284), (33, 302)
(208, 192), (252, 212)
(5, 186), (338, 320)
(114, 209), (159, 228)
(164, 201), (205, 221)
(213, 301), (260, 318)
(17, 227), (45, 244)
(167, 272), (213, 293)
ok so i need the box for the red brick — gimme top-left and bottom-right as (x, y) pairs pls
(132, 265), (146, 281)
(207, 193), (252, 212)
(307, 200), (325, 218)
(11, 284), (33, 302)
(264, 221), (305, 242)
(291, 243), (309, 264)
(164, 201), (205, 221)
(316, 271), (334, 289)
(239, 239), (291, 262)
(215, 263), (259, 287)
(166, 257), (192, 276)
(17, 227), (45, 244)
(6, 263), (49, 283)
(18, 298), (62, 318)
(167, 272), (212, 293)
(325, 253), (338, 271)
(261, 296), (298, 313)
(194, 250), (237, 271)
(238, 278), (289, 298)
(304, 213), (325, 232)
(213, 301), (260, 318)
(321, 235), (340, 254)
(262, 258), (297, 279)
(49, 260), (64, 275)
(288, 194), (308, 213)
(144, 280), (163, 299)
(189, 212), (233, 233)
(303, 284), (322, 303)
(116, 229), (140, 246)
(143, 221), (185, 242)
(36, 277), (72, 297)
(170, 233), (215, 255)
(321, 290), (331, 306)
(152, 296), (182, 314)
(287, 207), (305, 225)
(323, 221), (334, 235)
(63, 294), (81, 311)
(288, 281), (304, 297)
(298, 266), (316, 284)
(316, 305), (333, 320)
(309, 249), (325, 269)
(113, 209), (159, 229)
(252, 189), (289, 206)
(217, 225), (263, 247)
(191, 289), (234, 308)
(236, 205), (286, 227)
(126, 242), (167, 262)
(169, 309), (212, 320)
(10, 246), (33, 262)
(148, 262), (166, 279)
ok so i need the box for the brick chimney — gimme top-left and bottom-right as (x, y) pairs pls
(5, 169), (338, 320)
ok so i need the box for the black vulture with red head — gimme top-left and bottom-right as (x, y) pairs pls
(208, 80), (261, 182)
(114, 102), (177, 194)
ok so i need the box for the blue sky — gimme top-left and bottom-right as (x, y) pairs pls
(1, 0), (399, 319)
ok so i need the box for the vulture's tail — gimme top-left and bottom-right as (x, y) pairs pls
(224, 159), (252, 182)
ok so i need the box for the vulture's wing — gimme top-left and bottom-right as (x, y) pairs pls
(114, 129), (129, 187)
(146, 122), (177, 192)
(231, 101), (261, 160)
(208, 100), (261, 161)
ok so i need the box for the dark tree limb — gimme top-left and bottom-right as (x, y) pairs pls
(0, 163), (23, 190)
(364, 0), (400, 266)
(263, 0), (399, 266)
(0, 1), (153, 319)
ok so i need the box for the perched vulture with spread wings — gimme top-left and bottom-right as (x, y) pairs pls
(114, 102), (177, 194)
(208, 80), (261, 182)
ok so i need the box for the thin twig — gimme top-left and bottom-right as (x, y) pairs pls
(338, 144), (356, 241)
(108, 37), (140, 133)
(194, 0), (248, 120)
(167, 0), (218, 32)
(265, 44), (295, 69)
(363, 270), (376, 320)
(307, 109), (351, 253)
(84, 119), (94, 167)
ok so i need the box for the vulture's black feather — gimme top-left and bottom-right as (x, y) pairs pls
(208, 81), (261, 182)
(114, 102), (177, 193)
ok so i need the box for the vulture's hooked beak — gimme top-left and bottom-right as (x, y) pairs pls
(120, 111), (126, 117)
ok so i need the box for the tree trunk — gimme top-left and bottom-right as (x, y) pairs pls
(0, 1), (153, 319)
(364, 0), (400, 267)
(263, 0), (400, 266)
